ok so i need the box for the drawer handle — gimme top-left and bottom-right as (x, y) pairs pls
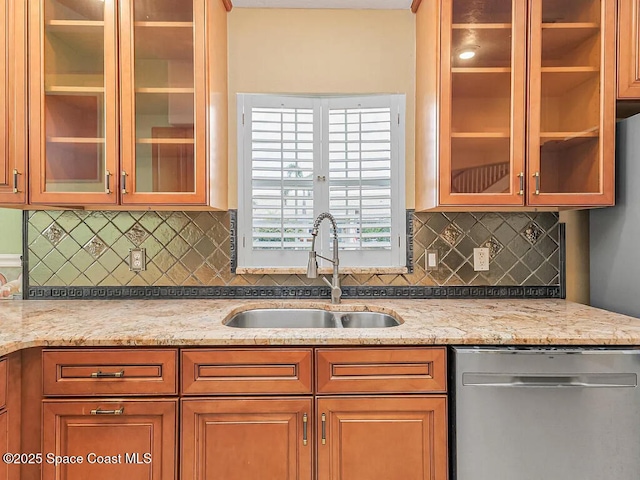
(303, 413), (308, 446)
(321, 413), (326, 445)
(90, 370), (125, 378)
(91, 407), (124, 416)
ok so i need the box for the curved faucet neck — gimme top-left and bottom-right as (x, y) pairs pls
(311, 212), (338, 240)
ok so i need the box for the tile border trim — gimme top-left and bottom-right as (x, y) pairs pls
(27, 284), (561, 300)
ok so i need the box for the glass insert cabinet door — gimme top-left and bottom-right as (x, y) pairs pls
(119, 0), (207, 205)
(439, 0), (527, 206)
(28, 0), (207, 206)
(527, 0), (615, 206)
(29, 0), (119, 204)
(0, 0), (27, 204)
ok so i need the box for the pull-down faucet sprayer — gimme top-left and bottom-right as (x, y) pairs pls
(306, 212), (341, 304)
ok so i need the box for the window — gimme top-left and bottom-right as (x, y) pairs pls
(237, 94), (406, 269)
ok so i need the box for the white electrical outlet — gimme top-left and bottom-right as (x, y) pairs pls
(473, 247), (490, 271)
(129, 248), (146, 272)
(425, 250), (439, 271)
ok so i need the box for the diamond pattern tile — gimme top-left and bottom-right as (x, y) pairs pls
(84, 236), (107, 259)
(483, 237), (504, 259)
(43, 223), (65, 246)
(27, 210), (560, 288)
(125, 224), (150, 245)
(523, 222), (544, 244)
(57, 211), (82, 233)
(442, 224), (463, 246)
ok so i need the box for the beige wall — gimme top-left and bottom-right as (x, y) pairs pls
(560, 210), (590, 304)
(227, 8), (416, 209)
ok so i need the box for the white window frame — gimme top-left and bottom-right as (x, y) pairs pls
(237, 93), (406, 270)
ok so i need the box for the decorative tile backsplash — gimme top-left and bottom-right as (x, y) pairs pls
(26, 210), (560, 291)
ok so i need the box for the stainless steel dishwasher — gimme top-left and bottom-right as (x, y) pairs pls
(453, 347), (640, 480)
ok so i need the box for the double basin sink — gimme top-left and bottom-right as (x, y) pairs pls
(225, 308), (401, 328)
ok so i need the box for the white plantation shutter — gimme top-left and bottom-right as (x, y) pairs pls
(238, 94), (405, 269)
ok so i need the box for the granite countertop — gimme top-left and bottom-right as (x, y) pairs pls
(1, 299), (640, 355)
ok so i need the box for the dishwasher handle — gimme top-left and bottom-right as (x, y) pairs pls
(462, 373), (637, 388)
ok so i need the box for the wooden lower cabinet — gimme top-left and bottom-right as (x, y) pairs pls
(42, 400), (177, 480)
(181, 398), (313, 480)
(317, 396), (448, 480)
(0, 409), (7, 480)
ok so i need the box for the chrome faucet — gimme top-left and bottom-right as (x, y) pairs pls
(306, 212), (341, 304)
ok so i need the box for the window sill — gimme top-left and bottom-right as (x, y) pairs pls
(235, 267), (409, 275)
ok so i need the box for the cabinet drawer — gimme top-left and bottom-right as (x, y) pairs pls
(182, 349), (313, 395)
(316, 347), (447, 394)
(0, 358), (5, 409)
(43, 349), (178, 396)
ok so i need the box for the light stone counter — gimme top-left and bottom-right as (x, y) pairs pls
(1, 299), (639, 356)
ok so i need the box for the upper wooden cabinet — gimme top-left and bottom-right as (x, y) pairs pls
(618, 0), (640, 98)
(0, 0), (27, 204)
(416, 0), (616, 209)
(28, 0), (228, 207)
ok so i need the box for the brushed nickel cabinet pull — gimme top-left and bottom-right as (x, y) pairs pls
(105, 170), (111, 194)
(517, 172), (524, 196)
(533, 172), (540, 195)
(121, 171), (127, 194)
(303, 413), (308, 446)
(321, 413), (326, 445)
(12, 169), (19, 193)
(90, 370), (125, 378)
(91, 407), (124, 415)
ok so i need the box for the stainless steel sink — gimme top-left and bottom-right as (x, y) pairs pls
(224, 309), (401, 328)
(336, 312), (400, 328)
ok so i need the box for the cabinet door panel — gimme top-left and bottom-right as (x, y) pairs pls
(119, 0), (206, 205)
(42, 400), (176, 480)
(439, 0), (526, 206)
(527, 0), (615, 206)
(29, 0), (118, 205)
(182, 398), (312, 480)
(0, 0), (27, 203)
(618, 0), (640, 98)
(317, 396), (447, 480)
(0, 410), (6, 480)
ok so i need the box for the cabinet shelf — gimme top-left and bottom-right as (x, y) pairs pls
(134, 21), (193, 28)
(452, 23), (511, 29)
(542, 23), (600, 67)
(46, 137), (105, 144)
(452, 68), (511, 97)
(136, 138), (194, 145)
(540, 129), (599, 149)
(46, 20), (104, 56)
(541, 67), (599, 95)
(46, 20), (104, 28)
(46, 86), (105, 94)
(451, 132), (510, 138)
(135, 87), (194, 94)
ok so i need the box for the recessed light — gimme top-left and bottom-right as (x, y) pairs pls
(457, 46), (479, 60)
